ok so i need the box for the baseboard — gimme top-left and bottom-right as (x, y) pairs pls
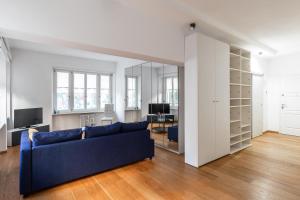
(263, 130), (279, 134)
(0, 150), (8, 154)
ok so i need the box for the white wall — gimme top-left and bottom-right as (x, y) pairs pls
(11, 48), (116, 130)
(251, 56), (267, 75)
(0, 0), (184, 64)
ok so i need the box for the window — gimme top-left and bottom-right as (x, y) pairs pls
(56, 71), (70, 111)
(54, 70), (112, 113)
(126, 76), (138, 109)
(100, 75), (112, 110)
(165, 76), (178, 107)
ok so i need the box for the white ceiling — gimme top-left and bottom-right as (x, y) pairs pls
(170, 0), (300, 56)
(124, 0), (300, 56)
(6, 0), (300, 58)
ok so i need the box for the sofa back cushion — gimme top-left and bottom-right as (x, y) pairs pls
(32, 128), (82, 147)
(85, 122), (122, 139)
(121, 121), (149, 133)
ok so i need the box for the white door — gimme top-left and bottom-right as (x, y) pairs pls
(252, 74), (264, 138)
(280, 76), (300, 136)
(215, 41), (230, 158)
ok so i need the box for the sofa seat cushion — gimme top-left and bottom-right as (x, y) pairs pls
(85, 122), (122, 138)
(121, 121), (149, 133)
(32, 128), (82, 147)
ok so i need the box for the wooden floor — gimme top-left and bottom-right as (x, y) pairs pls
(1, 132), (300, 200)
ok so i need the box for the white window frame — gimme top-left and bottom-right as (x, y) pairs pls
(53, 68), (113, 114)
(125, 75), (139, 110)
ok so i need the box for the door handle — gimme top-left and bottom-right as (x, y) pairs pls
(281, 104), (286, 109)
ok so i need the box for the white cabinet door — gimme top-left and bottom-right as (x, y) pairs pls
(215, 41), (230, 158)
(197, 34), (216, 165)
(252, 74), (264, 138)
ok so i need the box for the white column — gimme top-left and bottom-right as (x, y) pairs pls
(184, 33), (199, 167)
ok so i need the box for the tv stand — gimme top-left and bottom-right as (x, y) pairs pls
(7, 124), (50, 146)
(147, 114), (175, 133)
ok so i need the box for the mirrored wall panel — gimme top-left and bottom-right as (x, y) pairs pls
(124, 62), (182, 153)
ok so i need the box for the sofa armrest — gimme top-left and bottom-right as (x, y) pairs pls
(20, 131), (32, 195)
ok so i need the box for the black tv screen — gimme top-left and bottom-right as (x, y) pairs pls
(14, 108), (43, 128)
(148, 103), (170, 114)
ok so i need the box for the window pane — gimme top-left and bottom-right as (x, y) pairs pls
(127, 77), (136, 90)
(100, 75), (111, 110)
(166, 78), (172, 90)
(74, 73), (85, 88)
(174, 89), (179, 106)
(128, 90), (136, 107)
(173, 77), (178, 106)
(57, 88), (69, 110)
(87, 74), (97, 109)
(173, 77), (178, 89)
(74, 89), (84, 109)
(101, 75), (110, 89)
(87, 74), (96, 89)
(87, 88), (97, 109)
(166, 89), (172, 104)
(165, 78), (172, 104)
(57, 72), (69, 88)
(74, 73), (85, 110)
(56, 72), (69, 111)
(100, 89), (111, 109)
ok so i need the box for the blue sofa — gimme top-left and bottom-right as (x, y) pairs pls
(168, 126), (178, 142)
(20, 123), (154, 195)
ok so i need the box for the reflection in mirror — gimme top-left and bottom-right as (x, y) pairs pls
(124, 65), (142, 122)
(124, 62), (181, 153)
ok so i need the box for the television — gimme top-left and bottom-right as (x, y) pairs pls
(148, 103), (170, 114)
(14, 108), (43, 128)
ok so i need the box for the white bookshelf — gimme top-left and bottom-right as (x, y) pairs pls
(229, 46), (252, 154)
